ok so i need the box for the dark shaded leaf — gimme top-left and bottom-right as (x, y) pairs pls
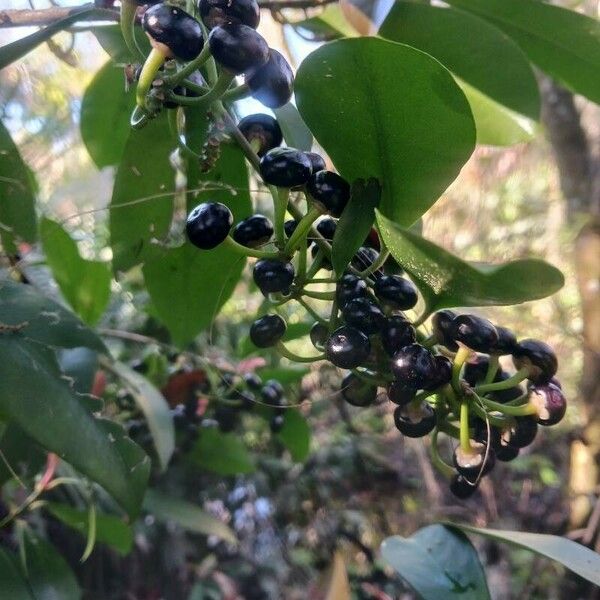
(0, 548), (33, 599)
(277, 409), (310, 462)
(192, 427), (255, 475)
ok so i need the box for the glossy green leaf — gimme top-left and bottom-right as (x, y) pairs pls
(332, 178), (381, 275)
(277, 409), (311, 462)
(0, 548), (33, 600)
(446, 0), (600, 105)
(107, 360), (174, 471)
(273, 103), (313, 152)
(376, 210), (564, 310)
(379, 1), (539, 145)
(47, 503), (133, 556)
(144, 489), (237, 544)
(449, 523), (600, 587)
(381, 524), (490, 600)
(110, 115), (175, 273)
(0, 336), (148, 517)
(0, 424), (45, 485)
(81, 60), (136, 168)
(22, 532), (81, 600)
(293, 5), (357, 41)
(143, 145), (251, 345)
(0, 280), (106, 353)
(0, 7), (106, 70)
(295, 37), (475, 226)
(40, 218), (111, 325)
(92, 24), (150, 62)
(58, 347), (99, 397)
(193, 427), (255, 475)
(0, 120), (37, 253)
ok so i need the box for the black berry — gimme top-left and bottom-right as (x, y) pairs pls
(424, 355), (452, 390)
(387, 381), (415, 406)
(512, 339), (558, 384)
(309, 322), (329, 350)
(208, 23), (269, 75)
(336, 273), (369, 309)
(432, 309), (459, 351)
(270, 413), (285, 433)
(342, 297), (384, 335)
(390, 343), (437, 390)
(261, 379), (284, 406)
(259, 147), (312, 187)
(529, 383), (567, 426)
(198, 0), (259, 29)
(380, 315), (416, 356)
(393, 403), (436, 438)
(247, 49), (294, 109)
(233, 214), (273, 247)
(490, 325), (517, 355)
(325, 326), (371, 369)
(341, 373), (377, 407)
(304, 152), (326, 172)
(351, 247), (380, 274)
(253, 259), (294, 295)
(243, 372), (262, 390)
(450, 474), (478, 499)
(284, 219), (299, 239)
(250, 314), (286, 348)
(495, 442), (519, 462)
(451, 314), (499, 353)
(506, 415), (538, 448)
(316, 217), (337, 241)
(238, 114), (282, 157)
(306, 171), (351, 217)
(373, 275), (418, 311)
(453, 442), (495, 479)
(186, 202), (233, 249)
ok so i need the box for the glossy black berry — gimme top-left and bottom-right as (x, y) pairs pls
(198, 0), (259, 29)
(453, 442), (495, 479)
(341, 373), (377, 407)
(512, 339), (558, 384)
(495, 442), (519, 462)
(238, 114), (282, 157)
(284, 219), (299, 239)
(342, 297), (384, 335)
(208, 23), (269, 75)
(316, 217), (337, 241)
(463, 355), (491, 386)
(253, 259), (294, 296)
(325, 326), (371, 369)
(432, 309), (458, 351)
(450, 474), (478, 499)
(489, 372), (524, 403)
(507, 415), (538, 448)
(309, 322), (329, 350)
(143, 5), (204, 60)
(380, 315), (416, 357)
(387, 381), (415, 406)
(373, 275), (418, 311)
(261, 379), (284, 406)
(233, 214), (273, 248)
(490, 325), (517, 355)
(247, 49), (294, 109)
(351, 247), (380, 274)
(259, 147), (312, 188)
(305, 152), (326, 173)
(529, 383), (567, 426)
(390, 343), (437, 390)
(306, 171), (351, 218)
(451, 314), (499, 353)
(243, 372), (262, 390)
(424, 355), (452, 390)
(310, 244), (332, 271)
(186, 202), (233, 249)
(250, 314), (286, 348)
(393, 403), (436, 438)
(270, 413), (285, 433)
(336, 273), (369, 309)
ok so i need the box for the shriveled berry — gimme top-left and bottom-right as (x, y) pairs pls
(198, 0), (259, 29)
(316, 217), (337, 241)
(450, 474), (478, 499)
(341, 373), (377, 407)
(453, 442), (495, 479)
(250, 314), (286, 348)
(529, 383), (567, 426)
(432, 309), (458, 351)
(247, 49), (294, 109)
(238, 114), (282, 156)
(342, 297), (384, 335)
(309, 322), (329, 350)
(186, 202), (232, 249)
(259, 147), (312, 187)
(451, 314), (499, 353)
(233, 214), (273, 247)
(387, 381), (415, 406)
(391, 343), (437, 390)
(373, 275), (418, 311)
(336, 273), (369, 309)
(380, 316), (416, 357)
(208, 23), (269, 75)
(306, 171), (351, 217)
(512, 339), (558, 384)
(253, 259), (294, 295)
(325, 326), (371, 369)
(305, 152), (326, 172)
(393, 403), (436, 438)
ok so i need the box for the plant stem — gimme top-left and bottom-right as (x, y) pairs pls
(358, 248), (389, 278)
(222, 83), (250, 103)
(222, 236), (278, 259)
(297, 297), (326, 324)
(163, 42), (211, 86)
(459, 399), (473, 454)
(452, 345), (471, 394)
(276, 342), (325, 363)
(273, 187), (289, 248)
(475, 367), (529, 394)
(476, 393), (538, 417)
(484, 355), (500, 384)
(301, 289), (335, 301)
(284, 206), (321, 255)
(120, 0), (144, 60)
(136, 47), (166, 108)
(430, 428), (455, 478)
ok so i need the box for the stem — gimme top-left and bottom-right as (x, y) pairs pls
(136, 47), (166, 108)
(222, 83), (251, 103)
(352, 368), (392, 385)
(459, 399), (473, 454)
(129, 105), (151, 129)
(223, 236), (278, 259)
(193, 71), (235, 109)
(120, 0), (144, 60)
(215, 102), (260, 170)
(284, 206), (322, 255)
(470, 399), (509, 428)
(297, 297), (327, 324)
(443, 384), (461, 419)
(301, 289), (335, 301)
(484, 355), (500, 385)
(430, 428), (455, 479)
(475, 367), (529, 394)
(163, 42), (211, 86)
(358, 248), (389, 278)
(328, 294), (339, 332)
(452, 345), (471, 394)
(476, 393), (538, 417)
(276, 342), (325, 363)
(305, 249), (323, 280)
(297, 244), (307, 282)
(273, 188), (289, 247)
(180, 78), (210, 95)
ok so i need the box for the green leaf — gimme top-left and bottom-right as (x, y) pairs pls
(22, 531), (81, 600)
(46, 503), (133, 556)
(448, 523), (600, 587)
(143, 145), (251, 345)
(0, 424), (45, 485)
(273, 103), (313, 152)
(110, 115), (175, 273)
(293, 5), (357, 41)
(192, 427), (255, 475)
(106, 360), (174, 472)
(379, 1), (539, 146)
(0, 336), (149, 517)
(91, 24), (150, 62)
(0, 548), (33, 600)
(0, 7), (107, 70)
(445, 0), (600, 105)
(277, 409), (311, 462)
(58, 347), (99, 397)
(381, 524), (490, 600)
(40, 218), (111, 326)
(0, 280), (106, 353)
(143, 489), (237, 544)
(376, 210), (564, 310)
(0, 120), (37, 253)
(81, 60), (136, 168)
(332, 178), (380, 275)
(295, 37), (475, 226)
